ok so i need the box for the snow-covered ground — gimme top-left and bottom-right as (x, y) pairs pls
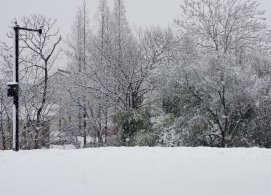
(0, 147), (271, 195)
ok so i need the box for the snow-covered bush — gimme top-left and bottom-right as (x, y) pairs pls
(113, 107), (152, 146)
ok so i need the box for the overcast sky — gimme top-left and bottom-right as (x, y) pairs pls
(0, 0), (271, 53)
(0, 0), (183, 45)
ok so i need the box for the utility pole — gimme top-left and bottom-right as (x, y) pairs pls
(7, 22), (42, 151)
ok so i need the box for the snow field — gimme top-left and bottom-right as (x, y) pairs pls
(0, 147), (271, 195)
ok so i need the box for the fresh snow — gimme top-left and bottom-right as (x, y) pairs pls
(0, 147), (271, 195)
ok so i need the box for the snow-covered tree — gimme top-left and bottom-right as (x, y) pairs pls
(157, 0), (271, 147)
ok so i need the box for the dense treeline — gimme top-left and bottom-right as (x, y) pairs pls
(1, 0), (271, 149)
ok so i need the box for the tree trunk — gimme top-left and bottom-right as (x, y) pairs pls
(0, 121), (6, 150)
(83, 112), (87, 147)
(35, 61), (48, 149)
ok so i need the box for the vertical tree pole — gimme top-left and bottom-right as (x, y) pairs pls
(11, 22), (42, 151)
(13, 24), (19, 151)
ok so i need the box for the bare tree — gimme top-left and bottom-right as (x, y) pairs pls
(174, 0), (271, 57)
(65, 1), (94, 147)
(3, 15), (62, 149)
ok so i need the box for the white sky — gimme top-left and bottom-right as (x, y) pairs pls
(0, 0), (271, 67)
(1, 0), (271, 43)
(0, 0), (183, 46)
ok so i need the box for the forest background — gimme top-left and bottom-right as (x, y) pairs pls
(1, 0), (271, 149)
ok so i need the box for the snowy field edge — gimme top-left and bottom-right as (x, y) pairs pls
(1, 147), (271, 195)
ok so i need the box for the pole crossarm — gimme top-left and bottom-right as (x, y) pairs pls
(13, 22), (42, 35)
(17, 27), (42, 35)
